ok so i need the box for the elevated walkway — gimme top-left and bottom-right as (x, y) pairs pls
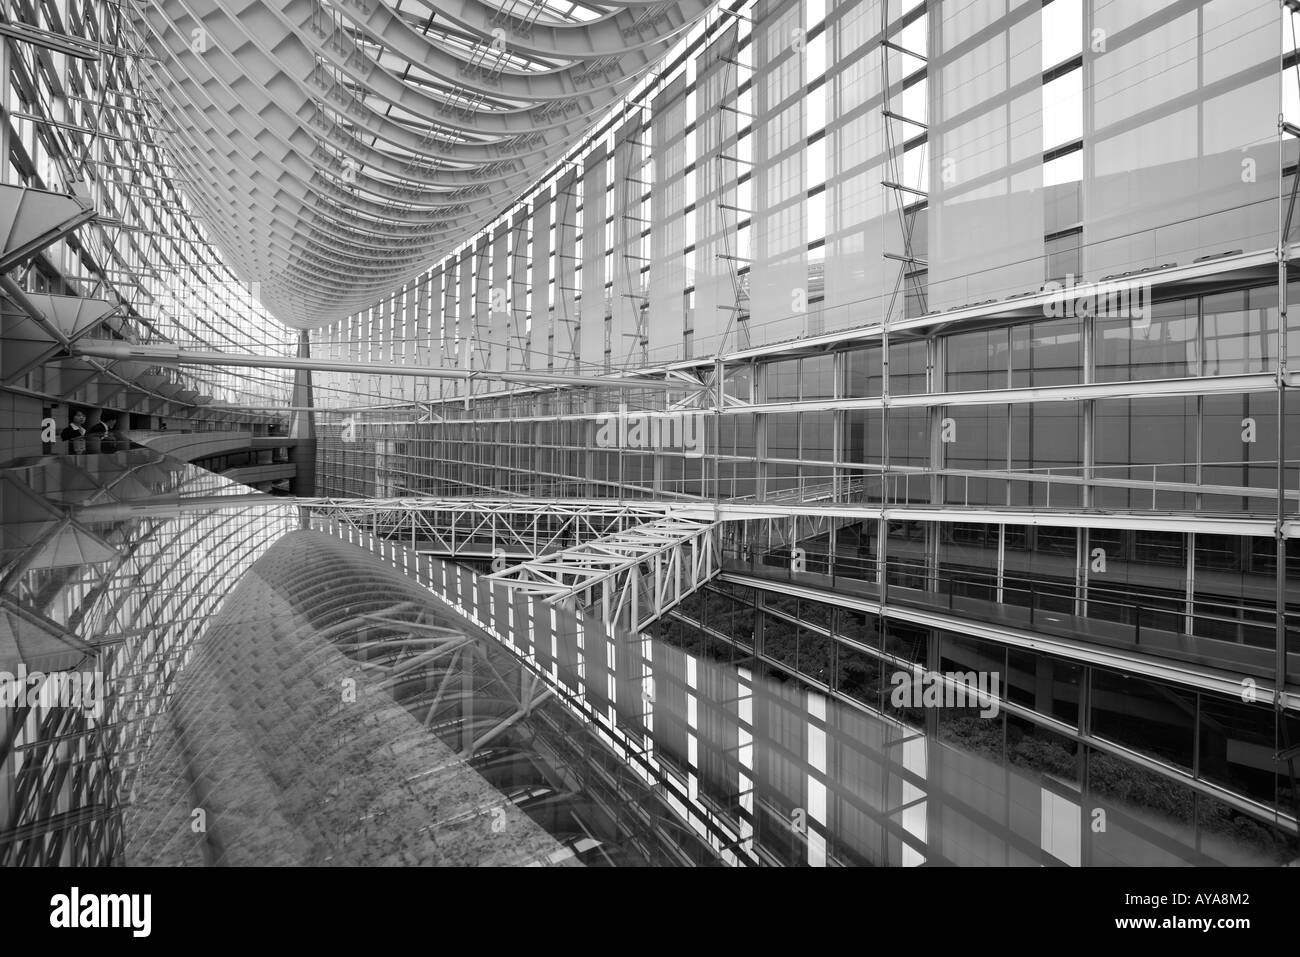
(487, 514), (722, 633)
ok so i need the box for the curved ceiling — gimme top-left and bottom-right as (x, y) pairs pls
(132, 0), (716, 329)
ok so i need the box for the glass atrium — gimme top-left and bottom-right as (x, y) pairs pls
(0, 0), (1298, 867)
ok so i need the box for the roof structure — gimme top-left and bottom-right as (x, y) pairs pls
(133, 0), (714, 328)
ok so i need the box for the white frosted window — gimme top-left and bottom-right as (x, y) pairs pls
(692, 23), (741, 354)
(752, 0), (808, 343)
(1042, 0), (1082, 69)
(806, 31), (826, 81)
(823, 0), (885, 332)
(807, 190), (826, 243)
(1044, 149), (1083, 186)
(650, 76), (689, 363)
(1084, 0), (1280, 276)
(529, 193), (550, 369)
(473, 235), (491, 370)
(487, 223), (509, 371)
(928, 0), (1045, 309)
(439, 267), (456, 365)
(806, 136), (827, 187)
(807, 82), (827, 134)
(580, 145), (607, 369)
(552, 178), (578, 371)
(458, 248), (474, 370)
(1043, 68), (1082, 150)
(611, 115), (644, 367)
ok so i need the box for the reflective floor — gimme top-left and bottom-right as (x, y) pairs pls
(1, 447), (1297, 865)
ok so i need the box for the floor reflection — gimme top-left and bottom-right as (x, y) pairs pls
(2, 450), (1295, 865)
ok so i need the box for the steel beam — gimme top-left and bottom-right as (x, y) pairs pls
(71, 340), (697, 393)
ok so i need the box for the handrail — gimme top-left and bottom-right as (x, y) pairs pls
(726, 548), (1300, 649)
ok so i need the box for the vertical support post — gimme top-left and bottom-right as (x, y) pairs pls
(0, 38), (9, 187)
(715, 355), (724, 503)
(1276, 7), (1291, 759)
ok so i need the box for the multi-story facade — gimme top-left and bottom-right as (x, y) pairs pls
(309, 0), (1300, 866)
(1, 0), (1298, 867)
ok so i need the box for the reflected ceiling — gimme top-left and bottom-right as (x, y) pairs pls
(0, 447), (716, 865)
(0, 448), (299, 865)
(125, 530), (718, 865)
(131, 0), (716, 329)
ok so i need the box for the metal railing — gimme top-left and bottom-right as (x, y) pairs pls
(725, 548), (1300, 660)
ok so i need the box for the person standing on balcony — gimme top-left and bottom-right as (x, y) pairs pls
(89, 411), (122, 452)
(60, 409), (88, 451)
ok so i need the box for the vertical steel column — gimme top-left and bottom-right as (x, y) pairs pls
(1, 36), (9, 186)
(1276, 3), (1290, 762)
(715, 356), (725, 503)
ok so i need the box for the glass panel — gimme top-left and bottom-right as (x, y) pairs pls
(1091, 668), (1195, 770)
(928, 0), (1044, 308)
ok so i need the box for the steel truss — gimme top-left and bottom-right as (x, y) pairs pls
(303, 495), (724, 633)
(486, 514), (722, 633)
(289, 495), (1300, 540)
(301, 497), (673, 560)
